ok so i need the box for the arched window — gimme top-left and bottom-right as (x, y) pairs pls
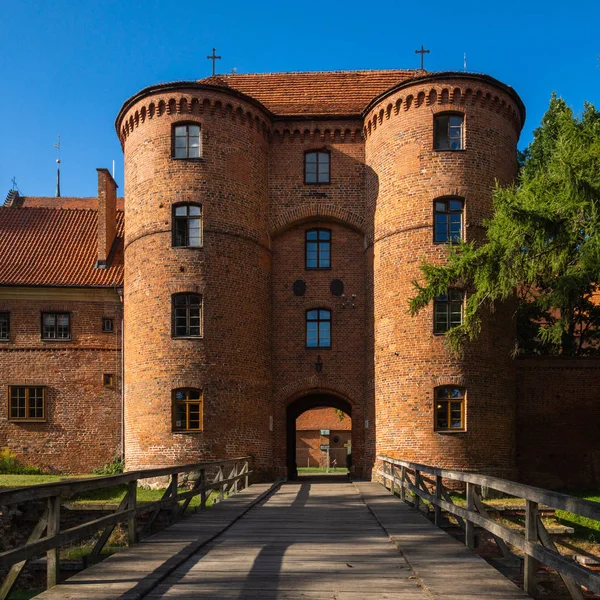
(434, 198), (464, 243)
(434, 387), (465, 431)
(172, 294), (202, 338)
(172, 123), (201, 158)
(434, 113), (464, 150)
(305, 229), (331, 269)
(173, 203), (202, 247)
(306, 309), (331, 348)
(172, 388), (203, 431)
(434, 289), (464, 334)
(304, 150), (330, 184)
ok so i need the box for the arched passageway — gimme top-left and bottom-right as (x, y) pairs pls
(286, 393), (353, 480)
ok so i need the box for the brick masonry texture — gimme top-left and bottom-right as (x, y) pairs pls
(2, 70), (594, 489)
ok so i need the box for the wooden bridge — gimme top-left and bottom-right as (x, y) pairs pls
(1, 457), (599, 599)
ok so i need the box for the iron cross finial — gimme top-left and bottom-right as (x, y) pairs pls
(207, 48), (222, 76)
(415, 45), (430, 70)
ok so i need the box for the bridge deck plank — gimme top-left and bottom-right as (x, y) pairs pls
(31, 478), (531, 599)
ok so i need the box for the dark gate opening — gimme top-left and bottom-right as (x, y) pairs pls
(286, 393), (352, 480)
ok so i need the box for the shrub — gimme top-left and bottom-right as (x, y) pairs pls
(93, 456), (124, 475)
(0, 448), (44, 474)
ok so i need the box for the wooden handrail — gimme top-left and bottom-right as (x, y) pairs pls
(0, 457), (252, 600)
(377, 455), (599, 600)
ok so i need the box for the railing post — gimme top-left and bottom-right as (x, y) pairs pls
(414, 469), (421, 512)
(219, 465), (224, 502)
(233, 462), (239, 494)
(244, 460), (249, 490)
(434, 475), (442, 526)
(200, 468), (207, 510)
(525, 500), (539, 596)
(400, 466), (406, 501)
(127, 480), (137, 546)
(46, 495), (60, 589)
(465, 481), (475, 549)
(171, 473), (179, 520)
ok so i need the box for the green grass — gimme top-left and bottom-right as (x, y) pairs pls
(555, 492), (600, 542)
(297, 467), (348, 473)
(0, 474), (94, 488)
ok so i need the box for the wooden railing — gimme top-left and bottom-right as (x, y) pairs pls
(0, 457), (251, 600)
(378, 455), (600, 600)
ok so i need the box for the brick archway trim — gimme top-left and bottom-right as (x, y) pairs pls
(270, 204), (365, 238)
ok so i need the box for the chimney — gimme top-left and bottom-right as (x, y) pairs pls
(96, 168), (118, 269)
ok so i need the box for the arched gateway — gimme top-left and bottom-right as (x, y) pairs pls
(286, 393), (353, 480)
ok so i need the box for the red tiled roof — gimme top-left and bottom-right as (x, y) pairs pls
(198, 70), (419, 116)
(0, 207), (123, 287)
(296, 407), (351, 431)
(16, 197), (125, 211)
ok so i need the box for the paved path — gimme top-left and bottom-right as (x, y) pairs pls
(34, 477), (529, 599)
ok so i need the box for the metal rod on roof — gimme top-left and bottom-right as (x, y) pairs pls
(54, 135), (61, 198)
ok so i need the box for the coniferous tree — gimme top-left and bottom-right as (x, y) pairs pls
(409, 95), (600, 356)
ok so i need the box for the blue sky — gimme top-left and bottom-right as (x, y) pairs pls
(1, 0), (598, 197)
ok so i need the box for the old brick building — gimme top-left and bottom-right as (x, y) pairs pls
(1, 69), (598, 487)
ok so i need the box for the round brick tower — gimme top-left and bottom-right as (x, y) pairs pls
(116, 84), (273, 471)
(364, 74), (525, 478)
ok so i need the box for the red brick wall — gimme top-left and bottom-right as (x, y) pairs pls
(365, 80), (523, 478)
(120, 90), (273, 471)
(296, 429), (351, 469)
(0, 291), (122, 473)
(516, 357), (600, 489)
(296, 407), (351, 430)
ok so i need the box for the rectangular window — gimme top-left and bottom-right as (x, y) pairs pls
(173, 124), (201, 159)
(0, 312), (9, 340)
(435, 387), (465, 431)
(173, 294), (202, 338)
(173, 204), (202, 247)
(103, 374), (114, 387)
(434, 114), (464, 150)
(305, 151), (330, 184)
(307, 309), (331, 348)
(173, 389), (203, 431)
(434, 289), (464, 334)
(9, 386), (46, 421)
(306, 229), (331, 269)
(102, 317), (114, 333)
(434, 198), (463, 243)
(41, 313), (70, 340)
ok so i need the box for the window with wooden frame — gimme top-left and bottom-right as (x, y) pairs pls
(172, 123), (201, 159)
(306, 309), (331, 348)
(103, 374), (114, 387)
(172, 389), (203, 431)
(0, 312), (9, 341)
(305, 229), (331, 269)
(172, 294), (202, 338)
(434, 387), (465, 431)
(173, 204), (202, 248)
(304, 151), (330, 184)
(434, 198), (464, 243)
(434, 113), (464, 150)
(8, 386), (46, 422)
(41, 312), (70, 340)
(102, 317), (114, 333)
(434, 289), (464, 334)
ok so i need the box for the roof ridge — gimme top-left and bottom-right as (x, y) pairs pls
(218, 68), (417, 77)
(0, 205), (100, 213)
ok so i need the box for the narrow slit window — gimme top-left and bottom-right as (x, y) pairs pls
(102, 317), (114, 333)
(434, 289), (464, 334)
(306, 229), (331, 269)
(435, 387), (465, 431)
(9, 386), (46, 421)
(172, 294), (202, 338)
(173, 124), (201, 159)
(173, 389), (203, 431)
(434, 198), (464, 243)
(434, 114), (464, 150)
(305, 151), (330, 184)
(306, 309), (331, 348)
(173, 204), (202, 248)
